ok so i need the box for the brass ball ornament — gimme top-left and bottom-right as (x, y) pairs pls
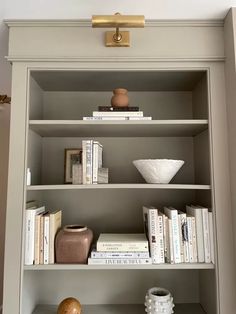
(57, 297), (82, 314)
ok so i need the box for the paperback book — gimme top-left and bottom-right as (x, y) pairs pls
(88, 258), (152, 265)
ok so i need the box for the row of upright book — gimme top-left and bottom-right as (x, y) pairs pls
(83, 106), (152, 121)
(24, 201), (62, 265)
(144, 205), (214, 264)
(88, 204), (214, 266)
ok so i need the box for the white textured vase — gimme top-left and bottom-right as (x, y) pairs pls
(133, 159), (185, 184)
(145, 287), (175, 314)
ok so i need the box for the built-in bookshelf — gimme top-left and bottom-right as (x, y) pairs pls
(20, 68), (216, 314)
(4, 20), (236, 314)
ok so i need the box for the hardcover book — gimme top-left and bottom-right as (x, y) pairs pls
(49, 210), (62, 264)
(92, 111), (143, 117)
(97, 234), (149, 252)
(98, 106), (139, 111)
(88, 258), (152, 265)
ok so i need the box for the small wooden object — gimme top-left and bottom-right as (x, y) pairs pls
(57, 297), (82, 314)
(0, 95), (11, 104)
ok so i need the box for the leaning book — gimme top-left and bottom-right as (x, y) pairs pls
(97, 233), (149, 252)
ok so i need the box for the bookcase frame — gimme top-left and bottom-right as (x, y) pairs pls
(3, 20), (236, 314)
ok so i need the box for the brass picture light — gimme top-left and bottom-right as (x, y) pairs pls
(92, 13), (145, 47)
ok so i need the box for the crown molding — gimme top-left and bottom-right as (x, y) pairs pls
(4, 19), (224, 28)
(5, 56), (225, 63)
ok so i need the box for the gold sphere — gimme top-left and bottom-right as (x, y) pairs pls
(57, 297), (82, 314)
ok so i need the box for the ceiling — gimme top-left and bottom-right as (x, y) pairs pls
(2, 0), (236, 19)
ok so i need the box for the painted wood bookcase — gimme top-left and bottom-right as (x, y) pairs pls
(3, 20), (236, 314)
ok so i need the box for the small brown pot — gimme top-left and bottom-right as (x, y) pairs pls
(56, 225), (93, 264)
(57, 297), (81, 314)
(111, 88), (129, 108)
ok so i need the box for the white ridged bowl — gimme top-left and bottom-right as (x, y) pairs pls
(133, 159), (185, 184)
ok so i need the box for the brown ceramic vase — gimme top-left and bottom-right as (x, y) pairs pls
(111, 88), (129, 107)
(57, 297), (81, 314)
(55, 225), (93, 264)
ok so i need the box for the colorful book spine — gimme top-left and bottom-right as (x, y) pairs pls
(88, 258), (152, 265)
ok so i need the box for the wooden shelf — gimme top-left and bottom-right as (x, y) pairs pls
(29, 120), (208, 137)
(25, 263), (214, 271)
(27, 184), (211, 191)
(33, 303), (206, 314)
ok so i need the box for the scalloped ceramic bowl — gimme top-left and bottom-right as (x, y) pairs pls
(133, 159), (185, 184)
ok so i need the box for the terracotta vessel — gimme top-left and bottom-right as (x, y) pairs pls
(57, 297), (81, 314)
(111, 88), (129, 107)
(56, 225), (93, 264)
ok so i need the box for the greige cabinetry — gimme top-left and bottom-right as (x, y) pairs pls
(3, 20), (236, 314)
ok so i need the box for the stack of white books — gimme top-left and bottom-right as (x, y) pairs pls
(82, 140), (104, 184)
(83, 111), (152, 121)
(88, 233), (151, 265)
(143, 205), (214, 264)
(24, 201), (62, 266)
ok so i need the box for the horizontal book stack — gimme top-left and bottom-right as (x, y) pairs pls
(24, 201), (62, 265)
(88, 233), (151, 265)
(83, 106), (152, 121)
(143, 205), (214, 264)
(82, 140), (108, 184)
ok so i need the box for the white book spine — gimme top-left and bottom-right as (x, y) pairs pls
(180, 213), (189, 263)
(88, 258), (152, 265)
(34, 215), (41, 265)
(187, 217), (194, 263)
(202, 208), (211, 263)
(157, 215), (165, 263)
(84, 117), (127, 121)
(24, 206), (45, 265)
(186, 206), (204, 263)
(148, 208), (159, 264)
(160, 214), (169, 263)
(178, 214), (184, 263)
(191, 217), (198, 263)
(168, 219), (174, 264)
(87, 140), (93, 185)
(128, 117), (152, 120)
(92, 142), (99, 184)
(43, 216), (50, 264)
(93, 111), (143, 117)
(164, 207), (181, 263)
(24, 210), (34, 265)
(82, 140), (87, 184)
(97, 242), (148, 252)
(208, 212), (215, 264)
(91, 251), (150, 259)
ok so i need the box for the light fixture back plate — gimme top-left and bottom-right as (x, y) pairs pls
(105, 31), (130, 47)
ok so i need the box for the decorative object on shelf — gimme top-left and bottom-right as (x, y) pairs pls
(57, 297), (82, 314)
(145, 287), (174, 314)
(111, 88), (129, 108)
(56, 225), (93, 264)
(72, 163), (83, 185)
(0, 94), (11, 104)
(98, 168), (109, 184)
(133, 159), (185, 184)
(92, 12), (145, 47)
(64, 149), (82, 183)
(26, 168), (31, 186)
